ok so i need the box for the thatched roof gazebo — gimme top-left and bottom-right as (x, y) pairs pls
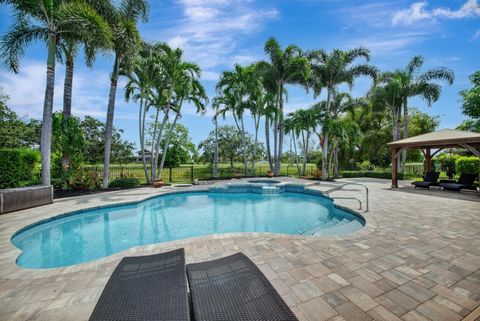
(387, 129), (480, 188)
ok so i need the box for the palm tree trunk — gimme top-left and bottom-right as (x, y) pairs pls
(289, 135), (293, 166)
(401, 99), (408, 172)
(334, 145), (339, 177)
(240, 116), (248, 176)
(61, 53), (74, 176)
(213, 118), (218, 178)
(276, 84), (284, 176)
(301, 130), (307, 176)
(265, 117), (273, 171)
(322, 87), (332, 180)
(151, 110), (169, 182)
(103, 54), (120, 188)
(292, 133), (300, 176)
(250, 116), (259, 176)
(139, 96), (150, 184)
(41, 31), (57, 186)
(158, 113), (179, 179)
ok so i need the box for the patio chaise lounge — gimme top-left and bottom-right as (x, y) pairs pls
(411, 171), (440, 189)
(440, 173), (478, 192)
(187, 252), (299, 321)
(89, 249), (190, 321)
(90, 249), (298, 321)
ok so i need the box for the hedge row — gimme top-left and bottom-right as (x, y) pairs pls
(0, 148), (40, 188)
(340, 171), (404, 180)
(455, 156), (479, 175)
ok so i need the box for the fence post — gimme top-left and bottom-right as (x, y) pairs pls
(191, 165), (194, 183)
(169, 167), (172, 182)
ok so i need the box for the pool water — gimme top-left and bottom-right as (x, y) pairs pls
(12, 192), (364, 269)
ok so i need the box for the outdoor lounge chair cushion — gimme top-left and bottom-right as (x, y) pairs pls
(412, 171), (440, 188)
(89, 249), (189, 321)
(442, 173), (478, 192)
(186, 252), (299, 321)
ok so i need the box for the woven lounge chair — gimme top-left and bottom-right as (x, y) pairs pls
(187, 252), (299, 321)
(411, 171), (440, 189)
(441, 173), (478, 192)
(89, 249), (189, 321)
(0, 185), (53, 214)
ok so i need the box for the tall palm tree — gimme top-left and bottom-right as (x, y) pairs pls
(1, 0), (111, 185)
(124, 42), (159, 183)
(103, 0), (148, 188)
(396, 56), (454, 168)
(286, 108), (316, 176)
(258, 37), (310, 176)
(307, 48), (377, 179)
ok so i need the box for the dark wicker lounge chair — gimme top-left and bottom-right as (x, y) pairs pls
(187, 252), (299, 321)
(89, 249), (189, 321)
(441, 173), (478, 192)
(0, 185), (53, 214)
(411, 171), (440, 189)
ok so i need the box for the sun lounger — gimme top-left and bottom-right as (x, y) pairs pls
(186, 252), (299, 321)
(441, 173), (478, 192)
(89, 249), (189, 321)
(411, 171), (440, 189)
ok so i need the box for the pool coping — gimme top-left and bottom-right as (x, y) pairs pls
(1, 179), (376, 278)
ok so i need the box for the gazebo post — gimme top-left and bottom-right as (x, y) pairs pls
(425, 148), (432, 172)
(391, 147), (398, 188)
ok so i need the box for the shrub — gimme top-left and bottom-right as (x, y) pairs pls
(340, 171), (404, 180)
(358, 160), (375, 171)
(68, 168), (102, 190)
(455, 156), (480, 175)
(0, 148), (40, 188)
(435, 154), (460, 178)
(109, 177), (140, 188)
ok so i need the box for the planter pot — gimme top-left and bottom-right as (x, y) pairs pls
(266, 172), (274, 178)
(153, 179), (164, 188)
(300, 175), (308, 179)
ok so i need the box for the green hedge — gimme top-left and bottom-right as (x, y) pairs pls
(0, 148), (40, 188)
(455, 156), (480, 175)
(109, 177), (140, 188)
(340, 171), (404, 180)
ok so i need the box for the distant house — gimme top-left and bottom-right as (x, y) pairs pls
(135, 149), (153, 162)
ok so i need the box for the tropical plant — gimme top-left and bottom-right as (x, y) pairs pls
(457, 71), (480, 132)
(1, 0), (112, 185)
(393, 56), (454, 167)
(258, 37), (310, 176)
(307, 48), (377, 179)
(102, 0), (149, 188)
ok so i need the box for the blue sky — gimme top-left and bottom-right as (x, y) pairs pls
(1, 0), (479, 150)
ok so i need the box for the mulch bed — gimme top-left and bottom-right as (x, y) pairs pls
(54, 185), (148, 199)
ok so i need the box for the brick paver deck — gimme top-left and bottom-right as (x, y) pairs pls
(0, 178), (479, 321)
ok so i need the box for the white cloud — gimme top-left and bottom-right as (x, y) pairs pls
(346, 32), (427, 56)
(143, 0), (278, 77)
(470, 28), (480, 41)
(0, 60), (137, 121)
(392, 0), (480, 26)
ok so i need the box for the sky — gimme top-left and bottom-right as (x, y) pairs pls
(1, 0), (479, 150)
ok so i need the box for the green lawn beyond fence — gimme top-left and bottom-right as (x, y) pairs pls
(83, 162), (426, 184)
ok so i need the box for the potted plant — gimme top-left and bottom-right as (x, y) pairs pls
(266, 171), (274, 178)
(153, 179), (164, 188)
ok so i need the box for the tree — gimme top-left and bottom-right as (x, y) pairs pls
(80, 116), (134, 164)
(0, 90), (40, 148)
(406, 109), (440, 161)
(307, 48), (377, 179)
(156, 124), (196, 167)
(103, 0), (149, 188)
(258, 37), (310, 176)
(1, 0), (111, 185)
(395, 56), (454, 168)
(199, 125), (264, 169)
(457, 71), (480, 132)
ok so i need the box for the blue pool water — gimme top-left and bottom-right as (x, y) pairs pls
(12, 191), (364, 269)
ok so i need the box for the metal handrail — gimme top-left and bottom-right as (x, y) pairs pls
(325, 182), (369, 212)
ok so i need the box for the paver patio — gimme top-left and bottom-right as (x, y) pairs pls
(0, 178), (479, 321)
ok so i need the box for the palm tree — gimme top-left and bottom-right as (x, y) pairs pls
(124, 42), (159, 183)
(103, 0), (148, 188)
(1, 0), (111, 185)
(258, 37), (310, 176)
(307, 48), (377, 179)
(286, 108), (316, 176)
(396, 56), (454, 168)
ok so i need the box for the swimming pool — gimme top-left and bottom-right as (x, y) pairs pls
(12, 189), (364, 269)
